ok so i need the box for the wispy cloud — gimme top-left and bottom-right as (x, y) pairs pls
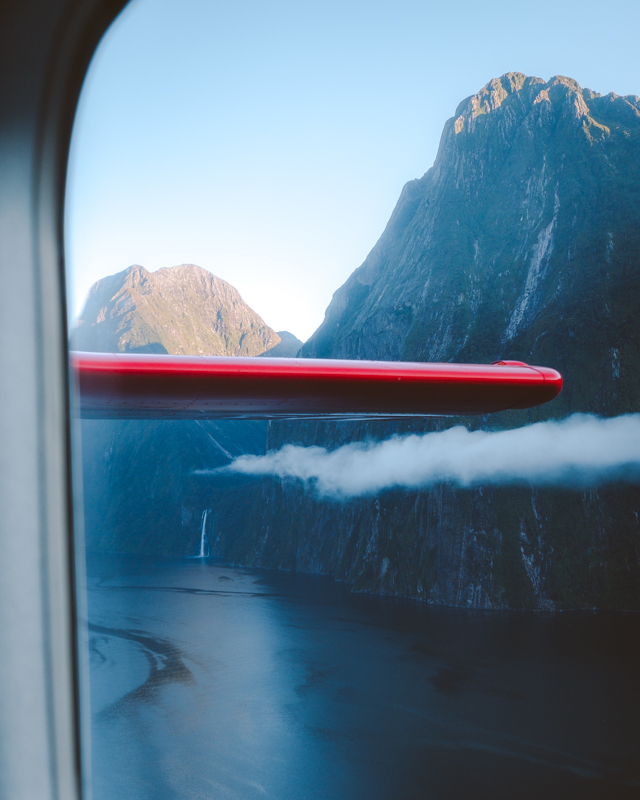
(211, 414), (640, 499)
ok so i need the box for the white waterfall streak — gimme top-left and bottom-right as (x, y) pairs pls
(198, 508), (210, 557)
(221, 414), (640, 499)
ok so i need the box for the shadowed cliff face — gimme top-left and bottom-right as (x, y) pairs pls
(211, 74), (640, 610)
(302, 72), (640, 418)
(82, 418), (267, 555)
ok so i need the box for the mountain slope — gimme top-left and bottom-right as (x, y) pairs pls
(211, 74), (640, 610)
(302, 73), (640, 416)
(81, 417), (267, 555)
(259, 331), (303, 358)
(72, 263), (281, 356)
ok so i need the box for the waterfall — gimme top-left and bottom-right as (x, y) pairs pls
(198, 508), (211, 558)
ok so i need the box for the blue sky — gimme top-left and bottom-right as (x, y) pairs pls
(66, 0), (640, 341)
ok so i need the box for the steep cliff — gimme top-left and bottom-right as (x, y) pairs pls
(302, 73), (640, 415)
(82, 417), (266, 555)
(212, 74), (640, 610)
(72, 263), (281, 356)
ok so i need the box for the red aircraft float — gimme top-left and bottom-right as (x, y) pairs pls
(72, 351), (562, 419)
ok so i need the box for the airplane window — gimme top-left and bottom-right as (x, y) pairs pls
(66, 0), (640, 797)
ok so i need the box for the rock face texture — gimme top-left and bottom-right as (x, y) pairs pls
(303, 73), (640, 411)
(81, 417), (266, 556)
(72, 263), (281, 356)
(211, 74), (640, 610)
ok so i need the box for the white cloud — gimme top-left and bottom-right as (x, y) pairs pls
(216, 414), (640, 498)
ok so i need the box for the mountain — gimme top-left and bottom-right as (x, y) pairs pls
(75, 264), (284, 554)
(302, 73), (640, 415)
(81, 416), (267, 555)
(210, 74), (640, 610)
(72, 263), (281, 356)
(259, 331), (303, 358)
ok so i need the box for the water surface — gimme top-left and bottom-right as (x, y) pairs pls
(87, 554), (640, 799)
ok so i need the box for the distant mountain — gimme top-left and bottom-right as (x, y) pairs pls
(75, 263), (285, 554)
(211, 74), (640, 610)
(72, 263), (282, 356)
(259, 331), (303, 358)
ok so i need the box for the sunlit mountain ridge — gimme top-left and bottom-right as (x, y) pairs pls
(72, 262), (302, 357)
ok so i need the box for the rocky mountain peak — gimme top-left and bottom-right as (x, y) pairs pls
(454, 72), (537, 120)
(449, 72), (640, 146)
(302, 73), (640, 415)
(72, 263), (282, 356)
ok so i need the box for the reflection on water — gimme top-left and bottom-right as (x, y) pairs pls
(87, 554), (640, 800)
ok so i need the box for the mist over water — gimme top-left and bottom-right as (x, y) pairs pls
(215, 414), (640, 498)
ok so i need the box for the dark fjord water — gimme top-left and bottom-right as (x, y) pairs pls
(86, 555), (639, 800)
